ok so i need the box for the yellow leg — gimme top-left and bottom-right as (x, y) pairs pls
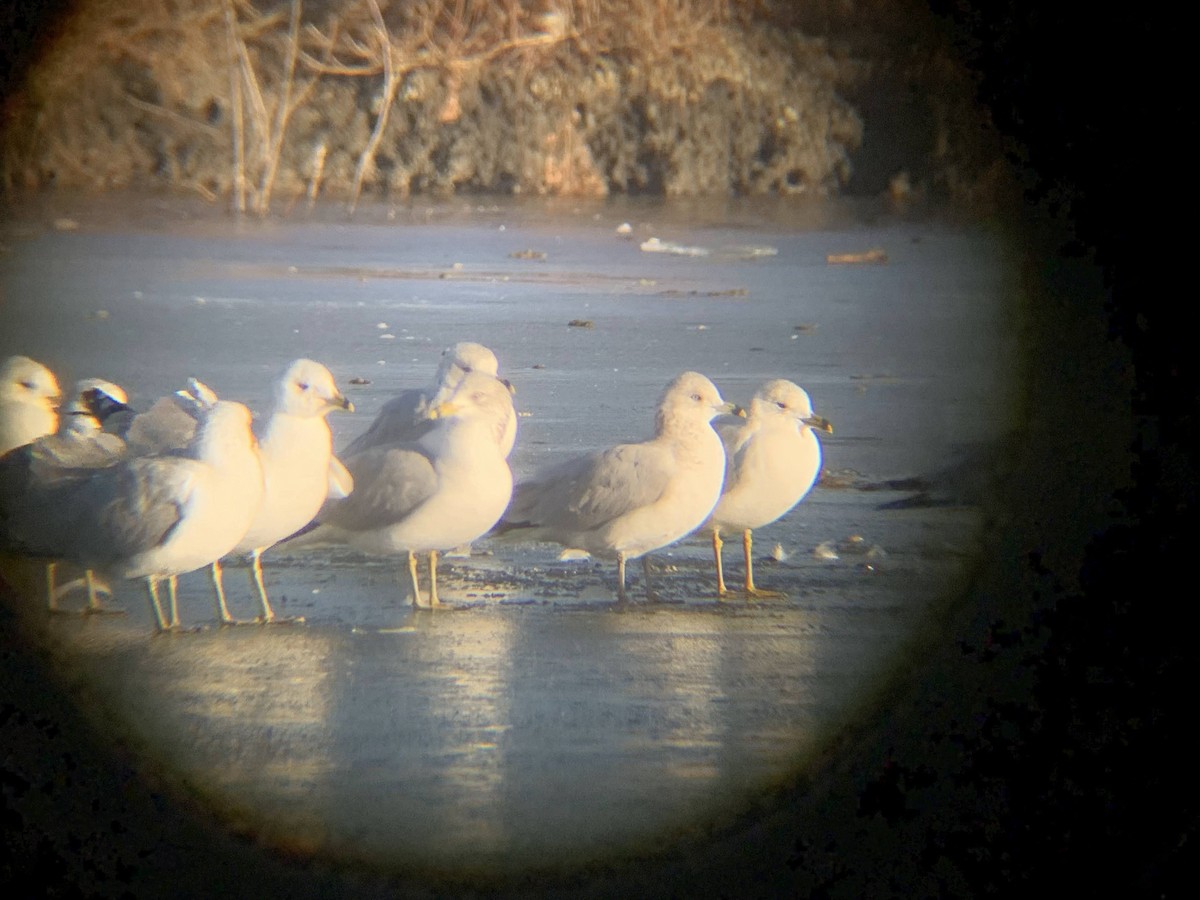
(146, 577), (168, 632)
(428, 550), (441, 607)
(211, 560), (235, 624)
(712, 529), (729, 597)
(167, 575), (180, 628)
(616, 552), (629, 603)
(85, 570), (100, 611)
(743, 529), (755, 593)
(84, 571), (97, 614)
(743, 530), (787, 599)
(250, 549), (276, 622)
(407, 551), (422, 607)
(47, 566), (118, 614)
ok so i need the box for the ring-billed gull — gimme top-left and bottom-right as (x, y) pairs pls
(497, 371), (734, 602)
(100, 367), (350, 624)
(12, 380), (130, 471)
(707, 379), (831, 598)
(0, 356), (61, 456)
(211, 359), (354, 625)
(74, 378), (132, 419)
(290, 371), (514, 608)
(6, 395), (264, 631)
(1, 380), (132, 612)
(344, 341), (517, 459)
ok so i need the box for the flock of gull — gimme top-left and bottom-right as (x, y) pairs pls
(0, 344), (831, 631)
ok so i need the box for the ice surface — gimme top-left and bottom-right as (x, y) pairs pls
(0, 193), (1020, 873)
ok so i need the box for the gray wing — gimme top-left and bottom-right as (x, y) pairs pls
(30, 432), (125, 477)
(0, 444), (45, 551)
(507, 442), (674, 532)
(123, 397), (198, 455)
(321, 444), (438, 533)
(2, 430), (124, 483)
(66, 458), (192, 567)
(2, 457), (189, 565)
(0, 434), (123, 552)
(341, 389), (431, 457)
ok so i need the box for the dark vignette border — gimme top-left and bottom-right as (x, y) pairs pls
(2, 1), (1191, 896)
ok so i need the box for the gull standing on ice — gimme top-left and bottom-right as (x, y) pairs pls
(7, 394), (264, 631)
(0, 379), (132, 612)
(0, 355), (61, 457)
(211, 359), (354, 624)
(292, 371), (515, 608)
(344, 341), (517, 459)
(497, 371), (734, 602)
(707, 379), (831, 598)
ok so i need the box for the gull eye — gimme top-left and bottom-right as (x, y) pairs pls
(691, 393), (702, 402)
(21, 380), (36, 389)
(776, 400), (787, 410)
(297, 382), (310, 391)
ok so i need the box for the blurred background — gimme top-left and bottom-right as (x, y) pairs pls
(2, 0), (1003, 211)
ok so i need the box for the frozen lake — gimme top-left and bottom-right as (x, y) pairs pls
(0, 193), (1021, 878)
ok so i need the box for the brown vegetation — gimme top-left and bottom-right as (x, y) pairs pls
(0, 1), (1000, 212)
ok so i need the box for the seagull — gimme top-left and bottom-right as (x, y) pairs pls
(11, 380), (130, 472)
(497, 371), (734, 602)
(0, 379), (133, 612)
(291, 371), (515, 608)
(707, 379), (832, 598)
(93, 366), (349, 624)
(8, 393), (264, 631)
(211, 359), (354, 624)
(344, 341), (517, 459)
(0, 355), (61, 457)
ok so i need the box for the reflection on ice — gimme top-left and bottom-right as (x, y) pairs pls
(1, 195), (1015, 873)
(23, 568), (942, 870)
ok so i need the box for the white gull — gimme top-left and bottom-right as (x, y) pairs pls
(707, 379), (831, 597)
(13, 394), (265, 631)
(0, 355), (61, 457)
(292, 371), (514, 608)
(0, 378), (132, 612)
(212, 359), (354, 624)
(344, 341), (516, 459)
(497, 371), (733, 602)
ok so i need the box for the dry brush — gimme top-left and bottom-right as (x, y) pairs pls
(2, 0), (868, 210)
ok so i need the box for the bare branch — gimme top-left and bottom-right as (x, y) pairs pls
(257, 0), (304, 213)
(223, 0), (246, 213)
(348, 0), (401, 213)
